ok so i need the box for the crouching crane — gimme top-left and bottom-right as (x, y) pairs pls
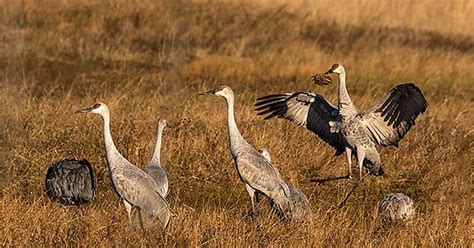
(45, 158), (96, 205)
(255, 64), (427, 181)
(379, 193), (415, 223)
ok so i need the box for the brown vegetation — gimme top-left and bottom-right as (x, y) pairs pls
(0, 0), (472, 246)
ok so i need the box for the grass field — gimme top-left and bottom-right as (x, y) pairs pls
(1, 0), (473, 246)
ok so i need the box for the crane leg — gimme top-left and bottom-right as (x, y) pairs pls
(345, 147), (352, 179)
(137, 208), (145, 230)
(310, 147), (352, 183)
(123, 200), (133, 225)
(356, 146), (366, 179)
(245, 184), (259, 218)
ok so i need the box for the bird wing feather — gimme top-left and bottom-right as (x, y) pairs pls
(143, 165), (169, 197)
(112, 168), (171, 227)
(255, 92), (346, 155)
(236, 152), (290, 207)
(45, 158), (96, 205)
(361, 83), (428, 147)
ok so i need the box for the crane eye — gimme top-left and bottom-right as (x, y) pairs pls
(332, 64), (339, 70)
(93, 103), (101, 109)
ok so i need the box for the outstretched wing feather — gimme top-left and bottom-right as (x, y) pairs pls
(255, 92), (346, 155)
(362, 83), (427, 146)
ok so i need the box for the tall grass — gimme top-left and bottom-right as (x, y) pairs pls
(0, 0), (472, 246)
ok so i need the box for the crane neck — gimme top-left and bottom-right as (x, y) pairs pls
(224, 94), (247, 156)
(150, 125), (164, 166)
(337, 70), (357, 119)
(101, 111), (123, 169)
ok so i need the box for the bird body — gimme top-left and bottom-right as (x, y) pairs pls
(144, 119), (169, 198)
(379, 193), (415, 223)
(255, 64), (427, 179)
(45, 158), (96, 205)
(76, 102), (170, 229)
(258, 148), (309, 220)
(200, 86), (292, 219)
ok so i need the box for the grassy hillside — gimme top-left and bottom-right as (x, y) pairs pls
(0, 0), (472, 246)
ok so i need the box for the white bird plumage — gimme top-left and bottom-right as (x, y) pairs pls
(76, 102), (170, 229)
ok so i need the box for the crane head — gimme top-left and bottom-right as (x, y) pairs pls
(75, 102), (108, 115)
(325, 63), (344, 75)
(199, 85), (234, 98)
(158, 119), (168, 128)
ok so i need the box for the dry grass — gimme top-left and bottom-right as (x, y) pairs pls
(1, 0), (473, 246)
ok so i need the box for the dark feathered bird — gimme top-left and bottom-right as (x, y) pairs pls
(45, 158), (97, 205)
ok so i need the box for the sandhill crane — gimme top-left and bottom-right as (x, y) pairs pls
(378, 193), (415, 223)
(144, 119), (169, 198)
(45, 158), (96, 205)
(259, 148), (309, 220)
(199, 86), (293, 220)
(255, 64), (427, 180)
(76, 102), (170, 229)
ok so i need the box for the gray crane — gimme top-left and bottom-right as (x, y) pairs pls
(45, 158), (96, 205)
(200, 86), (293, 220)
(379, 193), (415, 223)
(259, 148), (309, 220)
(255, 64), (427, 180)
(144, 119), (169, 198)
(76, 102), (170, 229)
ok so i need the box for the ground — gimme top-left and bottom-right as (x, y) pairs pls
(0, 0), (472, 246)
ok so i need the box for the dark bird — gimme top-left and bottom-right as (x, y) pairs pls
(45, 158), (96, 205)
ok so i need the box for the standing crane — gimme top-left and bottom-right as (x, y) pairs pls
(255, 63), (427, 180)
(200, 86), (293, 220)
(45, 158), (96, 205)
(76, 102), (170, 229)
(144, 119), (169, 198)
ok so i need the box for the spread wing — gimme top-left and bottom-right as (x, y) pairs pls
(255, 92), (346, 155)
(361, 83), (428, 147)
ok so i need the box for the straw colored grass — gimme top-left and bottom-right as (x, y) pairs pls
(0, 0), (472, 246)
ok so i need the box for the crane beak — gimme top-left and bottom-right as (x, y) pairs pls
(165, 121), (173, 128)
(75, 106), (93, 114)
(324, 69), (333, 74)
(198, 89), (218, 95)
